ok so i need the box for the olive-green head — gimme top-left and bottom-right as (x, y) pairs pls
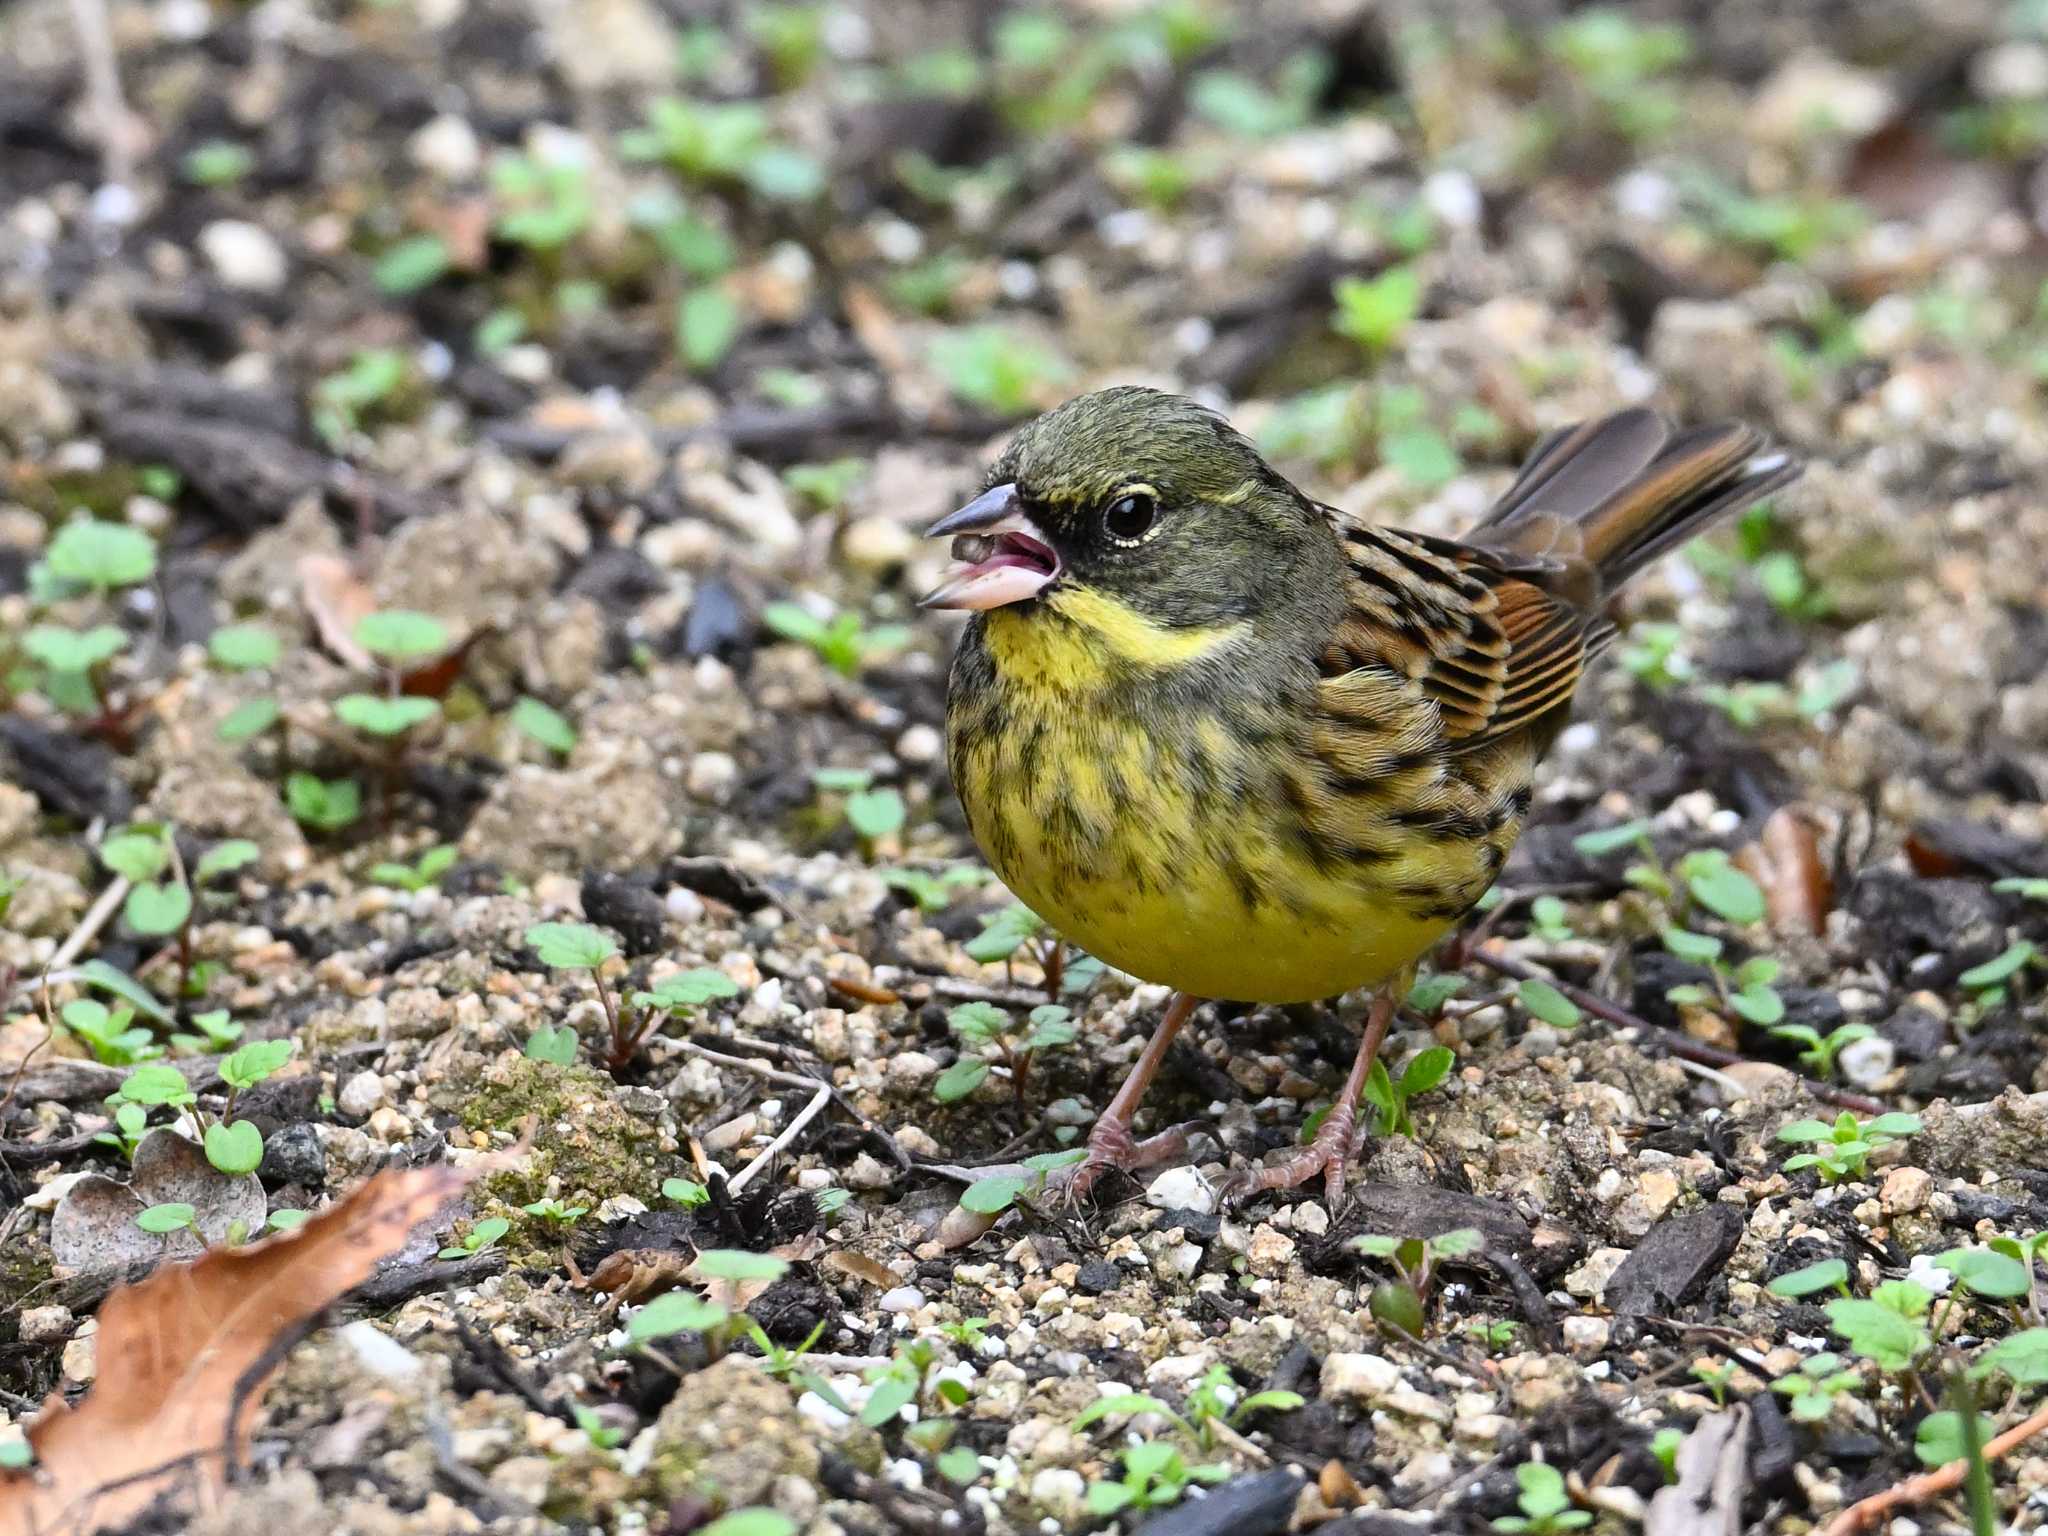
(920, 386), (1334, 626)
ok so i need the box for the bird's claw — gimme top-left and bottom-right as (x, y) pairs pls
(1041, 1119), (1207, 1207)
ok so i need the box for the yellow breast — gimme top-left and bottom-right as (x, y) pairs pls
(946, 589), (1517, 1004)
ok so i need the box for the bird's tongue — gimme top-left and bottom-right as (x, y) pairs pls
(920, 532), (1058, 611)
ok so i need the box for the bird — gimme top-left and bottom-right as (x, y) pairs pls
(921, 386), (1799, 1204)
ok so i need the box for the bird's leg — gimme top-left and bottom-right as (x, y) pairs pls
(1055, 991), (1203, 1202)
(1221, 987), (1396, 1209)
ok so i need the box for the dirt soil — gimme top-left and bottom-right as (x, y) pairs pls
(3, 0), (2047, 1533)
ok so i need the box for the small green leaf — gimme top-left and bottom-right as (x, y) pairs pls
(640, 968), (740, 1010)
(220, 1039), (293, 1089)
(334, 693), (440, 736)
(937, 1445), (981, 1484)
(47, 519), (157, 589)
(352, 610), (450, 662)
(933, 1057), (990, 1103)
(77, 958), (173, 1023)
(111, 1063), (192, 1105)
(124, 881), (193, 936)
(1931, 1247), (2033, 1300)
(1960, 941), (2034, 991)
(208, 624), (282, 671)
(1684, 853), (1767, 926)
(844, 787), (906, 841)
(1728, 985), (1785, 1026)
(678, 287), (743, 370)
(136, 1201), (197, 1234)
(204, 1119), (265, 1175)
(193, 840), (261, 883)
(1572, 819), (1653, 857)
(860, 1374), (917, 1427)
(1767, 1258), (1848, 1298)
(1072, 1392), (1173, 1431)
(1978, 1327), (2048, 1384)
(524, 1023), (579, 1064)
(1406, 972), (1465, 1013)
(948, 1001), (1008, 1042)
(1518, 978), (1582, 1028)
(1915, 1410), (1995, 1469)
(698, 1512), (797, 1536)
(960, 1174), (1030, 1213)
(628, 1291), (729, 1342)
(218, 697), (281, 742)
(693, 1249), (789, 1283)
(511, 695), (577, 753)
(1399, 1046), (1455, 1095)
(662, 1177), (710, 1207)
(524, 922), (620, 970)
(373, 234), (452, 294)
(100, 832), (170, 883)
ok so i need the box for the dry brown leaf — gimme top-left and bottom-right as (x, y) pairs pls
(298, 552), (377, 671)
(583, 1248), (694, 1313)
(820, 1248), (899, 1289)
(1736, 806), (1835, 935)
(0, 1163), (471, 1536)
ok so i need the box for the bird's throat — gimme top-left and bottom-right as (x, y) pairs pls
(983, 586), (1246, 695)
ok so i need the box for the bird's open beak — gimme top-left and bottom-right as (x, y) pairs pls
(918, 483), (1062, 611)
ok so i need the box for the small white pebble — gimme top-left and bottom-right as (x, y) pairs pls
(879, 1286), (925, 1314)
(1145, 1165), (1214, 1214)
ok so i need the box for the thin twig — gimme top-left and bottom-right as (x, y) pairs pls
(67, 0), (145, 188)
(727, 1082), (832, 1195)
(49, 875), (130, 974)
(671, 1039), (910, 1171)
(1467, 947), (1886, 1115)
(1820, 1399), (2048, 1535)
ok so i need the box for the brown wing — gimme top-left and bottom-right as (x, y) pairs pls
(1317, 518), (1597, 755)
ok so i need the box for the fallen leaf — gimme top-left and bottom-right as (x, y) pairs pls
(298, 553), (377, 671)
(820, 1248), (899, 1289)
(1736, 806), (1834, 936)
(50, 1129), (266, 1271)
(1319, 1458), (1365, 1507)
(0, 1163), (471, 1536)
(584, 1248), (695, 1314)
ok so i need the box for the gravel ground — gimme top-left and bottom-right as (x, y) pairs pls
(2, 0), (2047, 1533)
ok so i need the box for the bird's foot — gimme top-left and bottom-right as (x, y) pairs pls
(1217, 1100), (1362, 1210)
(1049, 1117), (1204, 1206)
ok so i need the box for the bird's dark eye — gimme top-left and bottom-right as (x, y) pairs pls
(1101, 491), (1158, 543)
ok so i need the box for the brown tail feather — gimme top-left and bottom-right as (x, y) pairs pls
(1468, 410), (1801, 597)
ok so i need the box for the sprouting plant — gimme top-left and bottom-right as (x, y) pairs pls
(1769, 1020), (1874, 1081)
(1826, 1280), (1934, 1372)
(618, 96), (824, 202)
(522, 1197), (588, 1228)
(782, 458), (867, 514)
(1545, 8), (1691, 142)
(1180, 1364), (1305, 1443)
(1994, 877), (2048, 905)
(955, 1149), (1090, 1218)
(94, 1101), (151, 1161)
(927, 326), (1074, 416)
(933, 1001), (1076, 1106)
(1517, 977), (1582, 1029)
(42, 518), (157, 594)
(202, 1039), (294, 1175)
(61, 998), (159, 1066)
(21, 624), (126, 714)
(1527, 896), (1574, 943)
(1662, 930), (1785, 1028)
(880, 864), (987, 913)
(1689, 1359), (1736, 1406)
(510, 695), (577, 755)
(439, 1216), (512, 1260)
(99, 824), (195, 980)
(963, 902), (1046, 966)
(192, 839), (259, 888)
(1649, 1427), (1684, 1484)
(1186, 53), (1327, 138)
(1358, 1045), (1455, 1137)
(1959, 941), (2038, 1011)
(106, 1063), (197, 1129)
(369, 845), (457, 892)
(626, 968), (742, 1062)
(181, 139), (254, 185)
(938, 1316), (992, 1350)
(524, 921), (740, 1071)
(312, 349), (411, 446)
(1676, 849), (1765, 926)
(1352, 1227), (1484, 1338)
(171, 1009), (243, 1057)
(1778, 1111), (1923, 1185)
(860, 1334), (964, 1428)
(661, 1176), (711, 1208)
(760, 603), (911, 677)
(490, 151), (592, 250)
(1332, 265), (1421, 359)
(1616, 622), (1690, 692)
(810, 768), (907, 852)
(1406, 971), (1467, 1016)
(286, 773), (362, 834)
(1086, 1439), (1230, 1515)
(1469, 1319), (1520, 1351)
(1770, 1352), (1863, 1423)
(1570, 817), (1675, 903)
(1493, 1460), (1590, 1533)
(525, 1022), (579, 1064)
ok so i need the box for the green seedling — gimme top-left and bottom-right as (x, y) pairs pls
(1469, 1319), (1520, 1351)
(1085, 1439), (1230, 1515)
(100, 826), (194, 966)
(522, 1197), (587, 1228)
(1186, 53), (1327, 138)
(1616, 622), (1690, 692)
(1769, 1020), (1873, 1080)
(525, 1023), (579, 1065)
(1517, 977), (1582, 1028)
(491, 152), (592, 250)
(43, 518), (157, 593)
(1493, 1460), (1590, 1533)
(927, 326), (1073, 417)
(439, 1216), (511, 1260)
(22, 624), (126, 714)
(1357, 1045), (1455, 1137)
(661, 1177), (710, 1207)
(677, 286), (743, 371)
(369, 844), (457, 892)
(171, 1008), (243, 1055)
(933, 1001), (1075, 1107)
(626, 967), (742, 1063)
(1527, 896), (1574, 943)
(809, 768), (907, 851)
(696, 1512), (796, 1536)
(334, 693), (440, 739)
(880, 864), (986, 912)
(218, 697), (281, 743)
(761, 604), (910, 677)
(1770, 1351), (1862, 1423)
(1352, 1227), (1483, 1338)
(938, 1316), (991, 1350)
(569, 1403), (627, 1453)
(182, 139), (254, 185)
(1649, 1427), (1684, 1484)
(782, 457), (867, 513)
(373, 235), (451, 296)
(61, 998), (158, 1065)
(192, 840), (259, 886)
(1662, 930), (1786, 1028)
(1406, 971), (1466, 1015)
(1779, 1111), (1922, 1185)
(267, 1209), (310, 1233)
(956, 1149), (1090, 1218)
(1545, 8), (1690, 143)
(511, 696), (577, 755)
(1690, 1359), (1736, 1406)
(1958, 940), (2037, 1011)
(1677, 849), (1765, 926)
(619, 96), (823, 202)
(1332, 265), (1421, 358)
(93, 1101), (151, 1161)
(313, 349), (411, 446)
(1826, 1280), (1933, 1371)
(524, 921), (740, 1071)
(286, 773), (362, 834)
